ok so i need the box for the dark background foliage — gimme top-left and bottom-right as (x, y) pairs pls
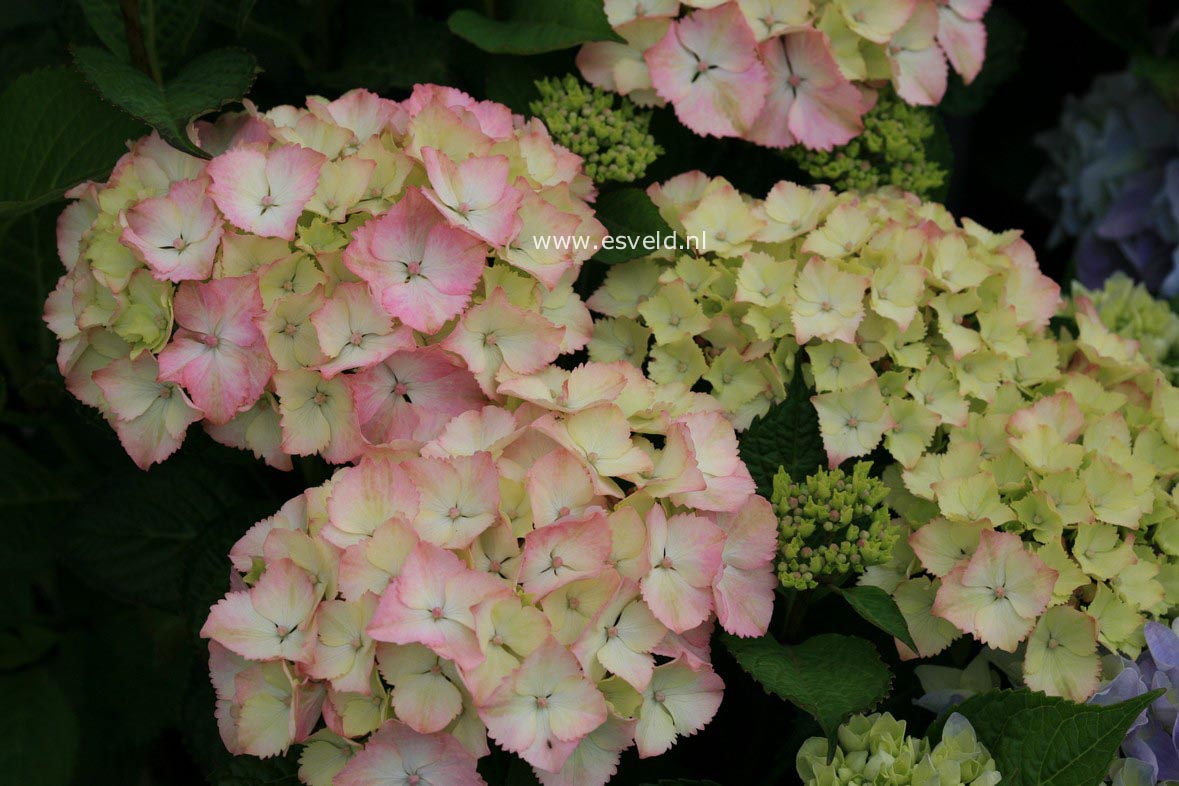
(0, 1), (1166, 784)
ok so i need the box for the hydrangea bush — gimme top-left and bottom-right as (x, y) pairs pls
(576, 0), (991, 150)
(45, 85), (604, 469)
(588, 172), (1179, 703)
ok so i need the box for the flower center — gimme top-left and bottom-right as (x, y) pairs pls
(654, 691), (666, 703)
(431, 606), (444, 620)
(993, 586), (1006, 599)
(203, 334), (220, 348)
(492, 634), (504, 646)
(536, 696), (549, 709)
(660, 556), (674, 569)
(172, 236), (187, 251)
(260, 194), (275, 207)
(484, 332), (498, 346)
(394, 382), (409, 396)
(448, 506), (461, 519)
(313, 392), (327, 406)
(788, 74), (802, 88)
(551, 555), (565, 569)
(568, 597), (581, 611)
(558, 505), (571, 518)
(407, 260), (422, 276)
(606, 625), (619, 639)
(349, 331), (364, 346)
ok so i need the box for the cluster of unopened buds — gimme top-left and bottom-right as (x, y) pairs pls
(201, 359), (777, 784)
(577, 0), (990, 149)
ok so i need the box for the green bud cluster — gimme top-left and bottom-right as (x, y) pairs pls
(771, 461), (896, 590)
(531, 75), (662, 183)
(784, 89), (947, 198)
(1070, 272), (1179, 383)
(797, 712), (1002, 786)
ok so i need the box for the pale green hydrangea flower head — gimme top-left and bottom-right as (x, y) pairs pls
(531, 75), (662, 183)
(784, 89), (948, 199)
(797, 712), (1001, 786)
(772, 461), (897, 590)
(1068, 272), (1179, 383)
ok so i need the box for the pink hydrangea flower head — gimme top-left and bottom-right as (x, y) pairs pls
(207, 144), (326, 240)
(644, 2), (770, 138)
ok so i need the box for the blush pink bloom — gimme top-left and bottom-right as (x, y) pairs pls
(480, 638), (608, 773)
(887, 1), (948, 106)
(711, 495), (778, 637)
(747, 30), (871, 150)
(403, 452), (501, 549)
(670, 411), (756, 512)
(518, 512), (612, 599)
(421, 147), (523, 247)
(634, 659), (724, 758)
(343, 188), (489, 333)
(306, 88), (400, 144)
(644, 2), (769, 138)
(367, 542), (512, 669)
(93, 353), (202, 469)
(201, 558), (318, 663)
(932, 528), (1057, 652)
(334, 720), (486, 786)
(119, 177), (224, 281)
(158, 277), (274, 424)
(442, 287), (565, 395)
(936, 0), (990, 83)
(640, 506), (725, 633)
(206, 144), (325, 240)
(348, 346), (486, 444)
(310, 282), (415, 378)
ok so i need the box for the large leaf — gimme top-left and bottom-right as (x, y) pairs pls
(448, 0), (620, 55)
(721, 632), (892, 739)
(74, 45), (258, 157)
(738, 355), (825, 497)
(78, 0), (132, 60)
(838, 585), (917, 651)
(593, 187), (677, 265)
(59, 457), (252, 612)
(931, 689), (1162, 786)
(0, 669), (79, 786)
(0, 68), (145, 216)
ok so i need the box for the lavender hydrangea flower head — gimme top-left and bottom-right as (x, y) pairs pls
(1031, 72), (1179, 294)
(1089, 620), (1179, 783)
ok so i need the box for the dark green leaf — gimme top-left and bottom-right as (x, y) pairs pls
(592, 187), (677, 264)
(0, 435), (79, 527)
(0, 669), (79, 786)
(74, 44), (258, 157)
(319, 13), (451, 93)
(142, 0), (206, 69)
(78, 0), (131, 60)
(0, 67), (145, 215)
(932, 688), (1162, 786)
(721, 632), (892, 739)
(448, 0), (621, 55)
(60, 458), (249, 611)
(1063, 0), (1150, 53)
(738, 354), (825, 497)
(838, 585), (917, 651)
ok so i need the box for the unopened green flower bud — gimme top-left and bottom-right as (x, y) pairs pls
(531, 75), (662, 183)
